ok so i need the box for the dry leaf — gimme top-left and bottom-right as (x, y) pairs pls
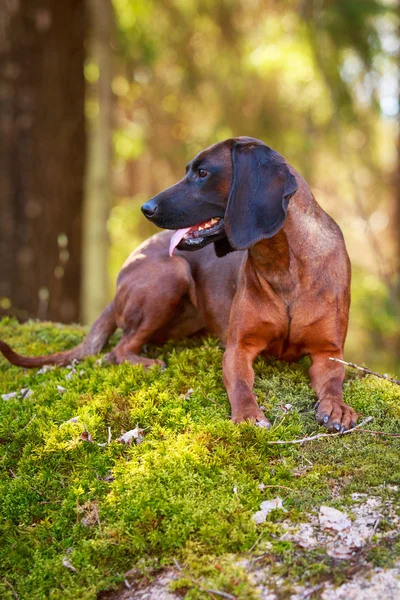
(117, 427), (144, 445)
(78, 501), (98, 527)
(80, 430), (94, 443)
(62, 548), (77, 572)
(101, 471), (115, 483)
(63, 416), (79, 424)
(252, 497), (285, 524)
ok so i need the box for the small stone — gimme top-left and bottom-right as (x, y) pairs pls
(2, 392), (17, 401)
(37, 365), (54, 374)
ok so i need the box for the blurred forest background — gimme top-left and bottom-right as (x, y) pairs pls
(0, 0), (399, 372)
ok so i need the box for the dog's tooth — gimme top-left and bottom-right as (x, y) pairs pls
(198, 226), (204, 231)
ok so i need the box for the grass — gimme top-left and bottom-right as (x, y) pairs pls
(0, 316), (399, 599)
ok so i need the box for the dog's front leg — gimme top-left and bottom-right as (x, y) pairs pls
(222, 342), (271, 427)
(309, 351), (358, 432)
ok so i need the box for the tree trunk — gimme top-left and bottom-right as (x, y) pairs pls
(0, 0), (86, 323)
(82, 0), (114, 325)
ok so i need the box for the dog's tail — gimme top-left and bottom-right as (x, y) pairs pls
(0, 302), (117, 368)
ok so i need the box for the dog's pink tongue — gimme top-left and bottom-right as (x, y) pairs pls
(169, 227), (192, 257)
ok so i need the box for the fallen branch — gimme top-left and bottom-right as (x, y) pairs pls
(266, 417), (373, 445)
(329, 357), (400, 386)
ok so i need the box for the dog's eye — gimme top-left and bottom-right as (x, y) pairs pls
(198, 169), (208, 178)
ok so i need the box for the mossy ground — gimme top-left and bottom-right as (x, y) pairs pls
(0, 317), (399, 599)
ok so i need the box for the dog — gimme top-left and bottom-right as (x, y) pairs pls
(0, 137), (357, 431)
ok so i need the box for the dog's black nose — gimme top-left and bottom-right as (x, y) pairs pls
(141, 201), (157, 219)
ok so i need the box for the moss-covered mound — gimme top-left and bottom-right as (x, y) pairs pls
(0, 317), (399, 599)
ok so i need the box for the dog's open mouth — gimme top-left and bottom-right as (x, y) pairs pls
(169, 217), (224, 256)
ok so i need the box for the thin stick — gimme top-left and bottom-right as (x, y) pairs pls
(266, 417), (373, 445)
(248, 531), (265, 554)
(3, 579), (19, 600)
(9, 469), (44, 496)
(329, 357), (400, 386)
(356, 428), (400, 439)
(206, 591), (236, 600)
(96, 426), (112, 447)
(271, 413), (286, 431)
(302, 583), (325, 599)
(93, 503), (103, 538)
(22, 413), (37, 430)
(258, 484), (294, 492)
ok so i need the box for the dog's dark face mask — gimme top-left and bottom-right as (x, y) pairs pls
(141, 137), (298, 257)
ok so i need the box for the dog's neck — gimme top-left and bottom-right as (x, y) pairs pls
(246, 225), (301, 298)
(248, 230), (291, 275)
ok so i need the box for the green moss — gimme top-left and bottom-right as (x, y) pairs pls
(1, 318), (400, 599)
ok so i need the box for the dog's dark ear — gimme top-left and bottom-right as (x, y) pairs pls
(225, 140), (298, 250)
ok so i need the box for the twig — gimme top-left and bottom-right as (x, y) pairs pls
(329, 357), (400, 386)
(9, 469), (44, 496)
(271, 413), (286, 431)
(97, 426), (112, 447)
(3, 579), (19, 599)
(206, 591), (236, 600)
(258, 484), (294, 491)
(22, 413), (37, 430)
(302, 583), (325, 598)
(172, 559), (236, 600)
(369, 517), (381, 541)
(93, 503), (103, 538)
(266, 417), (373, 445)
(248, 531), (265, 554)
(356, 428), (400, 438)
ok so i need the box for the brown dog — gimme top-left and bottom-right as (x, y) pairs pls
(0, 137), (357, 431)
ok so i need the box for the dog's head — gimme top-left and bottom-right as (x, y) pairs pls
(141, 137), (298, 257)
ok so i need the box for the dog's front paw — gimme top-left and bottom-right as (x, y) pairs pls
(232, 402), (271, 428)
(316, 398), (358, 433)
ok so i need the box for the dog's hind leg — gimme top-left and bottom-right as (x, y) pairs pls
(108, 255), (201, 368)
(107, 331), (166, 368)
